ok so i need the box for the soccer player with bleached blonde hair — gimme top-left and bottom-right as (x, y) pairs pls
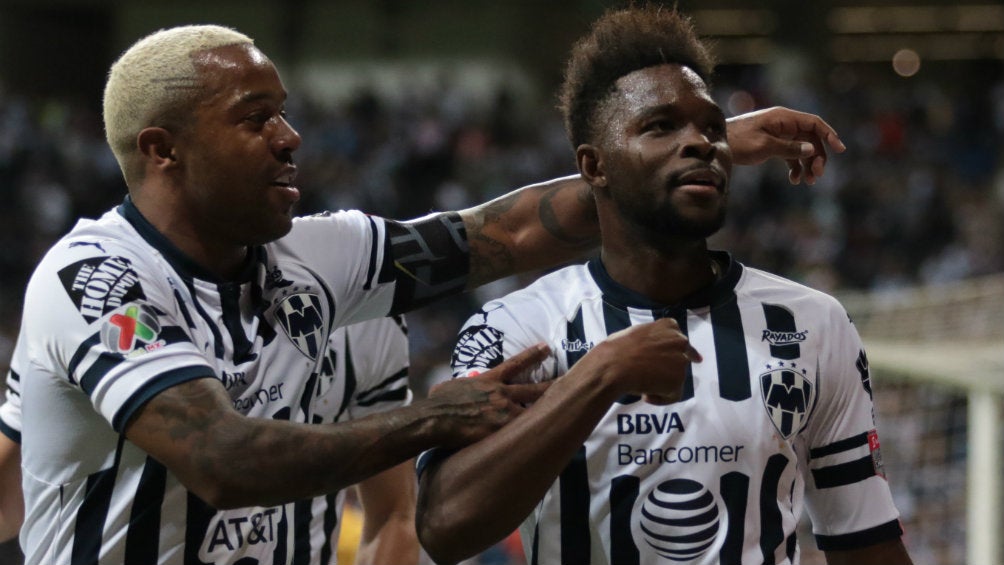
(103, 25), (254, 186)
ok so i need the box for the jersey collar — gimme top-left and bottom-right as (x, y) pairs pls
(117, 196), (260, 284)
(587, 250), (743, 312)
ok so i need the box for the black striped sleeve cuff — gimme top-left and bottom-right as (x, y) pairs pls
(0, 418), (20, 443)
(815, 519), (903, 551)
(112, 367), (216, 433)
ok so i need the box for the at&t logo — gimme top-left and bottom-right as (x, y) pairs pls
(638, 479), (720, 561)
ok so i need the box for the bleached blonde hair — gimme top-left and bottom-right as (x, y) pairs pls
(102, 24), (254, 185)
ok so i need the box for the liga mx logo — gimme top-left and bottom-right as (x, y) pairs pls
(274, 293), (324, 360)
(638, 479), (720, 562)
(760, 364), (817, 439)
(100, 303), (161, 354)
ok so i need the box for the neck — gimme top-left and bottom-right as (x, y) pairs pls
(599, 231), (717, 306)
(130, 190), (248, 281)
(159, 224), (249, 280)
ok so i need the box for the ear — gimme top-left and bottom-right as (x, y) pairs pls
(136, 127), (178, 171)
(576, 144), (607, 189)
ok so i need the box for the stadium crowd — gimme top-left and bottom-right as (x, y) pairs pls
(0, 59), (1000, 564)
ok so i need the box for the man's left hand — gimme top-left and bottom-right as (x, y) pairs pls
(726, 106), (846, 186)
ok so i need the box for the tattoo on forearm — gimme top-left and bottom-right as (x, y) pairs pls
(539, 184), (596, 245)
(465, 181), (599, 285)
(467, 197), (516, 285)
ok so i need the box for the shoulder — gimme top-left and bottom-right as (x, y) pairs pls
(484, 263), (598, 321)
(27, 213), (171, 312)
(461, 263), (597, 349)
(35, 209), (160, 271)
(738, 265), (848, 317)
(344, 315), (408, 349)
(286, 209), (373, 238)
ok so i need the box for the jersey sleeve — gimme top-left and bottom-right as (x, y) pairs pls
(278, 210), (469, 329)
(449, 300), (557, 383)
(18, 240), (216, 433)
(0, 326), (27, 443)
(800, 300), (903, 550)
(417, 297), (558, 476)
(0, 372), (22, 444)
(344, 315), (413, 419)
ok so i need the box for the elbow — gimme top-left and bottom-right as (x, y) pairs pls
(184, 475), (251, 510)
(417, 520), (462, 565)
(173, 420), (280, 510)
(176, 452), (272, 510)
(0, 499), (24, 543)
(0, 516), (21, 543)
(416, 500), (480, 565)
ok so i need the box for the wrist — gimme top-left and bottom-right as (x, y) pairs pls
(408, 396), (454, 444)
(567, 341), (627, 404)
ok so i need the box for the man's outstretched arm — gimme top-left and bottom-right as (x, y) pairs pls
(725, 106), (846, 185)
(453, 107), (845, 288)
(124, 346), (550, 510)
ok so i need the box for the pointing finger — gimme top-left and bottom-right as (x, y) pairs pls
(685, 343), (703, 363)
(475, 343), (550, 383)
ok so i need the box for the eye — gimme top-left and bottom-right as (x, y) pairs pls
(706, 119), (727, 137)
(245, 112), (270, 126)
(645, 119), (677, 133)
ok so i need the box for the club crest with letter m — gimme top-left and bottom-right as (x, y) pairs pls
(274, 293), (324, 360)
(760, 362), (818, 439)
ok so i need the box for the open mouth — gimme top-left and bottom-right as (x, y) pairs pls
(674, 168), (725, 192)
(270, 168), (301, 204)
(272, 167), (298, 188)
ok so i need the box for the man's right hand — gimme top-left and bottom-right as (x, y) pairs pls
(425, 344), (552, 449)
(579, 318), (701, 404)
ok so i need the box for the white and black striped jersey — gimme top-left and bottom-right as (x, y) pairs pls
(1, 197), (464, 565)
(1, 314), (411, 565)
(439, 252), (902, 565)
(306, 315), (412, 564)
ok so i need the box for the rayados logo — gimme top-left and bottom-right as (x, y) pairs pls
(760, 329), (808, 346)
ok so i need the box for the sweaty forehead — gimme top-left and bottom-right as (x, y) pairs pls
(192, 44), (284, 106)
(193, 43), (271, 74)
(612, 63), (712, 109)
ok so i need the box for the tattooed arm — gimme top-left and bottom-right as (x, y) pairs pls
(457, 175), (597, 289)
(123, 346), (550, 509)
(452, 108), (844, 289)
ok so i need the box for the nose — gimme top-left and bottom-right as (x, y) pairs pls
(273, 116), (303, 157)
(679, 123), (714, 159)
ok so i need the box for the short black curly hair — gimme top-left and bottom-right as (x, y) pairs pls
(558, 4), (715, 148)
